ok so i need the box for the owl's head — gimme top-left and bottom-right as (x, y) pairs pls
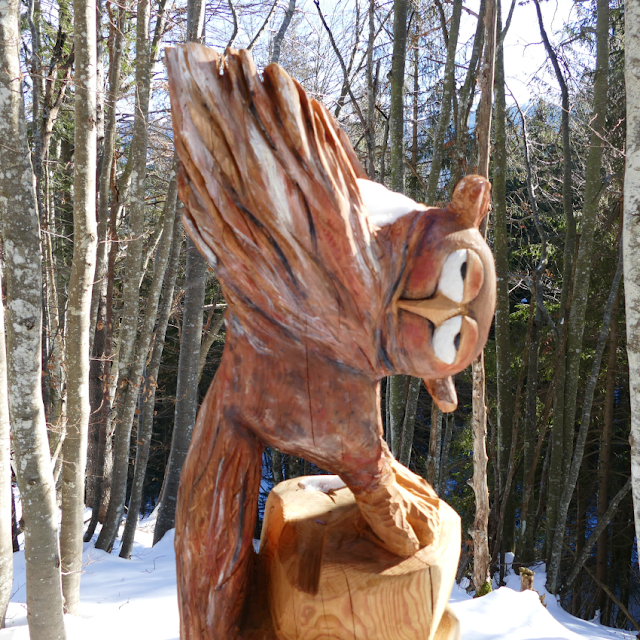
(166, 44), (496, 412)
(361, 175), (495, 410)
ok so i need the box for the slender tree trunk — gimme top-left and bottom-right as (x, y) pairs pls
(152, 0), (207, 546)
(59, 0), (98, 611)
(89, 2), (125, 347)
(470, 0), (496, 596)
(532, 0), (576, 555)
(119, 172), (180, 558)
(623, 2), (640, 576)
(0, 266), (11, 629)
(437, 413), (453, 496)
(493, 0), (516, 555)
(624, 0), (640, 574)
(545, 0), (609, 591)
(565, 477), (632, 589)
(197, 309), (225, 383)
(546, 248), (623, 593)
(452, 0), (485, 188)
(270, 0), (295, 64)
(153, 239), (207, 544)
(365, 0), (376, 179)
(427, 0), (462, 201)
(596, 292), (619, 608)
(0, 1), (66, 634)
(84, 186), (119, 540)
(426, 401), (442, 487)
(389, 0), (407, 194)
(386, 0), (408, 459)
(95, 0), (152, 552)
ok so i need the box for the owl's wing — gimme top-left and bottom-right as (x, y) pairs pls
(167, 44), (382, 366)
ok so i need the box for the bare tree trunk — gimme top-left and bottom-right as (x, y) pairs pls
(0, 0), (66, 634)
(493, 0), (515, 556)
(119, 171), (180, 558)
(624, 0), (640, 574)
(89, 2), (125, 347)
(95, 0), (152, 552)
(437, 413), (453, 496)
(426, 401), (442, 488)
(470, 0), (496, 596)
(151, 0), (207, 547)
(386, 0), (408, 459)
(452, 0), (485, 188)
(365, 0), (376, 179)
(59, 0), (98, 612)
(546, 248), (623, 593)
(270, 0), (295, 64)
(545, 0), (610, 594)
(596, 291), (619, 608)
(426, 0), (462, 201)
(84, 183), (120, 540)
(0, 266), (11, 629)
(197, 309), (225, 383)
(153, 238), (207, 544)
(532, 0), (576, 555)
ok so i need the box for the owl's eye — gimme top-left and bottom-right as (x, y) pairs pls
(433, 315), (463, 365)
(437, 250), (467, 303)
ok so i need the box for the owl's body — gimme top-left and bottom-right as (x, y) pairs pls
(166, 44), (496, 639)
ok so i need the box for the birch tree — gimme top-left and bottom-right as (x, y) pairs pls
(624, 0), (640, 572)
(0, 0), (66, 634)
(0, 266), (11, 628)
(59, 0), (98, 611)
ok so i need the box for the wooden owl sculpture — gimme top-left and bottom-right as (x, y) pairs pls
(166, 44), (496, 639)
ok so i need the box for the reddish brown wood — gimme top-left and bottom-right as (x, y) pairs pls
(166, 44), (496, 639)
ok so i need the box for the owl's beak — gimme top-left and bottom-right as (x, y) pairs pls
(423, 376), (457, 413)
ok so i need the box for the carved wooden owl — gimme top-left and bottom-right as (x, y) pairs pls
(166, 44), (495, 640)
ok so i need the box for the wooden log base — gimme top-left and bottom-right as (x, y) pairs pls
(242, 476), (461, 640)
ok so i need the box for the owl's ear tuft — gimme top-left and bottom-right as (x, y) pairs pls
(448, 175), (491, 229)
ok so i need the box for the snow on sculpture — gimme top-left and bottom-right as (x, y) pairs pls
(166, 43), (496, 639)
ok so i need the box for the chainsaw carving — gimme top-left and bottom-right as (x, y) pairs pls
(166, 43), (496, 640)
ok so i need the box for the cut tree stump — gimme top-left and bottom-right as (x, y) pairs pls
(250, 476), (461, 640)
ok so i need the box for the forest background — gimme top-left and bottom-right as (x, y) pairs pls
(0, 0), (637, 637)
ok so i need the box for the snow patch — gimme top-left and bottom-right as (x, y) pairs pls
(298, 475), (346, 493)
(357, 179), (425, 226)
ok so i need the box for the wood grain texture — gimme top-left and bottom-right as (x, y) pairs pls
(165, 44), (496, 639)
(257, 477), (461, 640)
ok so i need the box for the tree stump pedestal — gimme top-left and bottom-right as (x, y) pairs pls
(243, 476), (461, 640)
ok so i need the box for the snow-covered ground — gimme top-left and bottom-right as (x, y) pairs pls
(1, 521), (636, 640)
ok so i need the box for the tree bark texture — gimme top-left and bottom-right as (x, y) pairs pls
(389, 0), (407, 195)
(153, 237), (207, 545)
(596, 292), (619, 607)
(95, 0), (152, 552)
(555, 0), (609, 565)
(624, 0), (640, 574)
(493, 0), (514, 517)
(120, 170), (180, 557)
(0, 0), (66, 634)
(533, 0), (576, 552)
(546, 247), (623, 593)
(426, 0), (462, 202)
(0, 266), (12, 629)
(60, 0), (98, 611)
(166, 45), (497, 637)
(470, 0), (496, 595)
(270, 0), (295, 65)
